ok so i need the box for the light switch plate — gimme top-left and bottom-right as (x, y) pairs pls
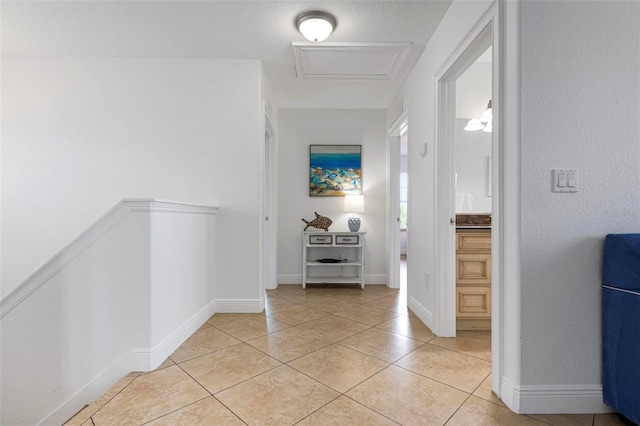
(552, 168), (578, 192)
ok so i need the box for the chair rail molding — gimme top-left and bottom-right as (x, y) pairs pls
(0, 199), (218, 319)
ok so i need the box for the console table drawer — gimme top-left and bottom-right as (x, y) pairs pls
(309, 235), (333, 245)
(336, 235), (359, 245)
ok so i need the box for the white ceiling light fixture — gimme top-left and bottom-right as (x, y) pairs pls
(464, 100), (492, 132)
(464, 118), (484, 131)
(479, 100), (492, 123)
(296, 11), (336, 43)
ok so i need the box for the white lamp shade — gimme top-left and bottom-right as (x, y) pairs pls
(464, 118), (484, 131)
(480, 100), (493, 123)
(296, 12), (336, 42)
(482, 120), (492, 132)
(480, 107), (492, 123)
(343, 194), (364, 213)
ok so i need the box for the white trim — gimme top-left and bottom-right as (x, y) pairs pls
(495, 0), (521, 406)
(214, 298), (265, 313)
(261, 102), (278, 291)
(433, 1), (518, 409)
(408, 295), (434, 331)
(387, 108), (409, 291)
(125, 199), (219, 214)
(500, 377), (613, 414)
(365, 274), (388, 285)
(39, 352), (132, 426)
(39, 300), (217, 426)
(500, 376), (520, 411)
(277, 274), (301, 285)
(433, 3), (495, 339)
(131, 300), (216, 371)
(292, 42), (412, 80)
(0, 199), (218, 319)
(388, 108), (409, 137)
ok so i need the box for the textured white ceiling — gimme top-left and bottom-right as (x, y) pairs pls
(2, 0), (452, 109)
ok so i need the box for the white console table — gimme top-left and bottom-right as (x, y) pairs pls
(302, 232), (365, 289)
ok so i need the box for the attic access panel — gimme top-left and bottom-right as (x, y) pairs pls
(292, 42), (412, 80)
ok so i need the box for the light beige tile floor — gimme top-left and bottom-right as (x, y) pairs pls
(65, 285), (628, 426)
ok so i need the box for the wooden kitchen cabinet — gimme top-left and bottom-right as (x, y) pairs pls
(456, 229), (491, 330)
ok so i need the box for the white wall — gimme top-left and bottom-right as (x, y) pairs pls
(1, 57), (263, 301)
(389, 0), (640, 414)
(519, 0), (640, 399)
(455, 119), (492, 213)
(277, 109), (388, 285)
(386, 0), (493, 329)
(1, 200), (218, 426)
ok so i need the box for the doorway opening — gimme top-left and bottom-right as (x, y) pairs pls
(434, 4), (503, 400)
(262, 109), (277, 291)
(399, 122), (409, 292)
(388, 113), (409, 301)
(454, 47), (492, 332)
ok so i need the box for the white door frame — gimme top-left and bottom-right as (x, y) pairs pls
(261, 106), (277, 291)
(433, 2), (504, 395)
(387, 110), (408, 289)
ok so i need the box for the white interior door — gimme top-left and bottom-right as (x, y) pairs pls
(263, 112), (277, 290)
(387, 113), (407, 289)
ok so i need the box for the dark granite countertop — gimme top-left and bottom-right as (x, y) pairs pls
(456, 214), (492, 228)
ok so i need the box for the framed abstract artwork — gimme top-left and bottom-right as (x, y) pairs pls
(309, 145), (362, 196)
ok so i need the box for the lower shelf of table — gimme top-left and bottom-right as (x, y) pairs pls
(302, 277), (364, 289)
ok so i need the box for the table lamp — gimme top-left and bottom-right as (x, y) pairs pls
(343, 194), (365, 232)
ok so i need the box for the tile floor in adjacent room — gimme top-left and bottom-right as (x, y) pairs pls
(66, 285), (625, 426)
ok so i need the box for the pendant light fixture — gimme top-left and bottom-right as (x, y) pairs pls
(296, 11), (336, 42)
(479, 100), (492, 123)
(464, 100), (492, 132)
(464, 119), (484, 131)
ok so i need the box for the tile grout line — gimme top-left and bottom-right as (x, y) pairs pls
(338, 366), (406, 425)
(173, 355), (270, 425)
(427, 340), (492, 363)
(80, 374), (138, 424)
(443, 392), (474, 425)
(175, 342), (285, 392)
(137, 395), (211, 425)
(390, 362), (482, 397)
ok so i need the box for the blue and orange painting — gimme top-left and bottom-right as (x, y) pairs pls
(309, 145), (362, 196)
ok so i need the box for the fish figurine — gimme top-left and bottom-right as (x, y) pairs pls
(302, 212), (333, 232)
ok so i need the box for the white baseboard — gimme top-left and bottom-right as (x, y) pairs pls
(365, 274), (388, 285)
(131, 300), (216, 371)
(41, 352), (132, 426)
(44, 301), (217, 425)
(277, 274), (388, 285)
(278, 274), (300, 285)
(407, 295), (434, 331)
(501, 377), (613, 414)
(214, 298), (264, 313)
